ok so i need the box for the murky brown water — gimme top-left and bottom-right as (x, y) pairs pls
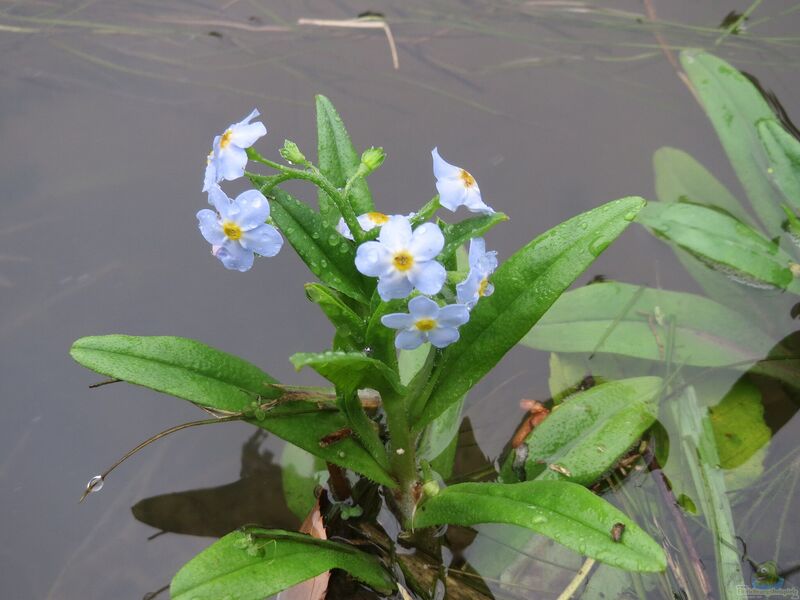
(1, 1), (799, 598)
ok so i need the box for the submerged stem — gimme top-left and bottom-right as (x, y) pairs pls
(79, 415), (242, 502)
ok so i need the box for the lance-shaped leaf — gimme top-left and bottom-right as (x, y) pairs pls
(415, 197), (645, 430)
(250, 401), (395, 487)
(521, 282), (775, 367)
(413, 481), (666, 572)
(171, 528), (395, 599)
(305, 283), (366, 351)
(70, 335), (280, 413)
(291, 351), (404, 396)
(654, 146), (751, 225)
(438, 212), (509, 263)
(502, 377), (661, 485)
(652, 147), (782, 326)
(250, 182), (370, 303)
(316, 94), (374, 225)
(637, 201), (796, 291)
(757, 118), (800, 213)
(70, 336), (394, 486)
(680, 50), (785, 235)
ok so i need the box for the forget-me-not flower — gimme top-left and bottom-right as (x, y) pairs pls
(431, 147), (494, 215)
(197, 185), (283, 272)
(355, 215), (446, 301)
(203, 109), (267, 192)
(336, 212), (391, 240)
(381, 296), (469, 349)
(456, 237), (498, 308)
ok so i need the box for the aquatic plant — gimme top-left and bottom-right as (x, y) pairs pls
(70, 95), (666, 597)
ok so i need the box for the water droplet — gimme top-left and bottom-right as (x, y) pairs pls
(311, 231), (321, 240)
(84, 475), (104, 496)
(588, 237), (609, 256)
(532, 515), (547, 524)
(623, 211), (637, 222)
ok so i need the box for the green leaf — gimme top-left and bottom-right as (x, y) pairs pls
(653, 146), (751, 225)
(316, 94), (374, 225)
(70, 335), (279, 413)
(305, 283), (366, 351)
(637, 201), (795, 291)
(251, 400), (395, 487)
(413, 481), (666, 572)
(502, 377), (661, 485)
(521, 282), (776, 367)
(757, 118), (800, 213)
(171, 528), (395, 599)
(438, 212), (509, 263)
(415, 197), (646, 430)
(680, 50), (785, 235)
(708, 379), (770, 470)
(290, 351), (404, 396)
(253, 184), (370, 303)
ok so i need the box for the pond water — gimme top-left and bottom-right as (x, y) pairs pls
(1, 1), (799, 598)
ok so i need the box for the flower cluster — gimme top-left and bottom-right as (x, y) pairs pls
(195, 111), (499, 349)
(198, 109), (283, 271)
(353, 149), (499, 350)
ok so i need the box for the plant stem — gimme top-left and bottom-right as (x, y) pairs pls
(246, 148), (366, 242)
(381, 390), (419, 524)
(715, 0), (765, 45)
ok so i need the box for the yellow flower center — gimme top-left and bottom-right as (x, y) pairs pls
(393, 251), (414, 272)
(415, 318), (437, 331)
(222, 220), (242, 240)
(367, 212), (389, 225)
(460, 169), (476, 188)
(478, 277), (490, 296)
(219, 129), (234, 150)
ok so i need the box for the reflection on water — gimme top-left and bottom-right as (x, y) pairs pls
(1, 0), (799, 598)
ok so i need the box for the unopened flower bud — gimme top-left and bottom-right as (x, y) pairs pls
(280, 139), (307, 165)
(422, 480), (440, 498)
(361, 146), (386, 172)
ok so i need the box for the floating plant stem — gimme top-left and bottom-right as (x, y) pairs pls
(79, 415), (243, 502)
(556, 557), (596, 600)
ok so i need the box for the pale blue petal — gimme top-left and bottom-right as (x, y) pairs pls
(203, 153), (218, 193)
(438, 304), (470, 328)
(233, 189), (270, 230)
(381, 313), (415, 330)
(428, 327), (460, 348)
(396, 329), (426, 350)
(240, 223), (283, 257)
(355, 242), (392, 277)
(408, 260), (446, 296)
(214, 239), (254, 272)
(409, 223), (444, 261)
(336, 218), (354, 240)
(217, 146), (248, 181)
(436, 177), (468, 212)
(378, 216), (413, 251)
(207, 185), (233, 218)
(468, 238), (487, 268)
(408, 296), (440, 319)
(197, 209), (225, 245)
(357, 213), (383, 232)
(456, 275), (479, 306)
(431, 147), (461, 180)
(230, 121), (267, 148)
(462, 187), (494, 214)
(377, 272), (414, 301)
(234, 108), (260, 127)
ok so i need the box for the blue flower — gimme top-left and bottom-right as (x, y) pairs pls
(381, 296), (469, 349)
(355, 215), (446, 301)
(456, 237), (498, 308)
(197, 186), (283, 272)
(336, 211), (416, 241)
(431, 147), (494, 215)
(203, 109), (267, 192)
